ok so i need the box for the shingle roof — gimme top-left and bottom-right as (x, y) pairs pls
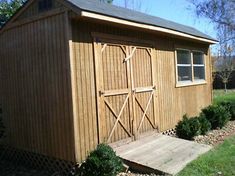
(66, 0), (217, 42)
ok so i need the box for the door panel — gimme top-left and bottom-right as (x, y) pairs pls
(94, 37), (157, 144)
(131, 47), (156, 136)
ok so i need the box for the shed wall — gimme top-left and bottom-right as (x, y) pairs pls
(70, 19), (212, 162)
(0, 12), (75, 162)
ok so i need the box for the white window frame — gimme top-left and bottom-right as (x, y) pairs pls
(175, 48), (206, 87)
(192, 50), (206, 82)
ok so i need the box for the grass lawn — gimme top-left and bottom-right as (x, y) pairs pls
(213, 89), (235, 104)
(178, 135), (235, 176)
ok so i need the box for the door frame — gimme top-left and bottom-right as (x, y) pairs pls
(92, 32), (158, 144)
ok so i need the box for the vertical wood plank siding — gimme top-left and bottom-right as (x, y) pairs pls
(71, 19), (212, 162)
(16, 0), (64, 21)
(0, 13), (75, 162)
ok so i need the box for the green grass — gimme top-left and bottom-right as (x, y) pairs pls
(213, 89), (235, 104)
(178, 135), (235, 176)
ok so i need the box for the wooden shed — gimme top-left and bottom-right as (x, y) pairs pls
(0, 0), (217, 170)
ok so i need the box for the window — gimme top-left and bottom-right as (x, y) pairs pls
(177, 50), (192, 82)
(176, 49), (206, 86)
(193, 51), (205, 80)
(38, 0), (52, 12)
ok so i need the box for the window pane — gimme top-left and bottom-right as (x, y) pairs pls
(193, 52), (204, 64)
(194, 67), (205, 80)
(177, 50), (191, 64)
(178, 66), (192, 81)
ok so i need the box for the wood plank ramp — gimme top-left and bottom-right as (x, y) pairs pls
(111, 133), (212, 175)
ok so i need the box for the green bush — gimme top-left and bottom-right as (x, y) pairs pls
(198, 114), (211, 135)
(219, 101), (235, 120)
(176, 115), (201, 140)
(201, 105), (231, 129)
(78, 144), (123, 176)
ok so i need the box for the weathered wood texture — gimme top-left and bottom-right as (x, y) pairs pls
(0, 12), (75, 162)
(0, 0), (212, 164)
(15, 0), (64, 21)
(71, 19), (212, 161)
(113, 134), (212, 175)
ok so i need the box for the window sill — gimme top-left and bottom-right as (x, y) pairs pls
(176, 80), (207, 88)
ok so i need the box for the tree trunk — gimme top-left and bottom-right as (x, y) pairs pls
(224, 83), (227, 93)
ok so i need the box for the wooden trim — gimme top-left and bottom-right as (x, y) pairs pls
(83, 11), (217, 44)
(101, 89), (129, 97)
(176, 81), (207, 88)
(134, 86), (155, 93)
(91, 32), (155, 47)
(65, 11), (77, 162)
(93, 41), (103, 143)
(1, 8), (67, 34)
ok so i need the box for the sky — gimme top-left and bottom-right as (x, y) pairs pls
(113, 0), (217, 39)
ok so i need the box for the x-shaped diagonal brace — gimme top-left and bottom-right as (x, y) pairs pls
(104, 94), (132, 143)
(136, 91), (155, 131)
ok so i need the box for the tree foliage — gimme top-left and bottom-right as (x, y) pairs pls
(190, 0), (235, 45)
(190, 0), (235, 91)
(0, 0), (26, 27)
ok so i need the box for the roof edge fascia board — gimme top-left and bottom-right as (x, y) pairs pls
(80, 11), (218, 44)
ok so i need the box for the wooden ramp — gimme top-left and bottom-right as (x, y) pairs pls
(112, 134), (212, 175)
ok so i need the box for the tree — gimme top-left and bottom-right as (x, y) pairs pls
(190, 0), (235, 92)
(214, 48), (234, 93)
(0, 0), (26, 27)
(214, 25), (235, 92)
(190, 0), (235, 46)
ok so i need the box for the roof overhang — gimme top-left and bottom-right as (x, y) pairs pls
(80, 11), (218, 44)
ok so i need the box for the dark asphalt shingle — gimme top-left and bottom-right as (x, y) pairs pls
(67, 0), (216, 42)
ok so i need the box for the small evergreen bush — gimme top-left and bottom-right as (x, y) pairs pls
(78, 144), (123, 176)
(198, 114), (211, 135)
(176, 115), (201, 140)
(201, 105), (231, 129)
(219, 101), (235, 120)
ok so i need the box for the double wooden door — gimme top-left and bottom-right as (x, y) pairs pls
(94, 36), (157, 144)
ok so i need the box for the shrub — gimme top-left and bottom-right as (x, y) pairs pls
(176, 115), (201, 140)
(198, 114), (211, 135)
(201, 105), (231, 129)
(78, 144), (123, 176)
(219, 101), (235, 120)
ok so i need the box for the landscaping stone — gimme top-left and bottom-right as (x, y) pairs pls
(194, 120), (235, 146)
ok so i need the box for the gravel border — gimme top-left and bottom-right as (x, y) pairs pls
(194, 120), (235, 146)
